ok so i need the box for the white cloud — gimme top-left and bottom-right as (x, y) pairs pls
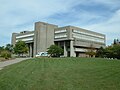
(83, 9), (120, 45)
(0, 0), (120, 46)
(0, 0), (78, 45)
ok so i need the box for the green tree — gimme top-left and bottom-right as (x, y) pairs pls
(104, 46), (113, 58)
(5, 44), (13, 53)
(105, 44), (120, 59)
(112, 44), (120, 59)
(113, 39), (117, 45)
(0, 46), (5, 55)
(96, 47), (105, 58)
(14, 41), (28, 57)
(86, 44), (96, 57)
(47, 45), (63, 57)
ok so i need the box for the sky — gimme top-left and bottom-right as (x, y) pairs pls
(0, 0), (120, 46)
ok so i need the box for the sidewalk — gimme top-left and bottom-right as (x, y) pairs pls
(0, 58), (30, 70)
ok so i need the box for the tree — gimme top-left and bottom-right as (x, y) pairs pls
(0, 46), (5, 55)
(105, 44), (120, 59)
(47, 45), (63, 57)
(113, 39), (120, 45)
(86, 44), (96, 57)
(112, 44), (120, 59)
(96, 47), (105, 58)
(5, 44), (13, 53)
(14, 41), (28, 57)
(116, 39), (119, 44)
(113, 39), (117, 45)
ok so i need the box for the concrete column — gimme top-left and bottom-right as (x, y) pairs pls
(70, 40), (76, 57)
(11, 33), (17, 46)
(33, 28), (37, 57)
(64, 41), (67, 57)
(58, 42), (60, 46)
(30, 44), (32, 57)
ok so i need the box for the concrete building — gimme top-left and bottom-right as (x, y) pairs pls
(12, 22), (105, 57)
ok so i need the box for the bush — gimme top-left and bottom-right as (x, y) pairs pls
(1, 50), (11, 59)
(47, 45), (63, 57)
(14, 41), (28, 57)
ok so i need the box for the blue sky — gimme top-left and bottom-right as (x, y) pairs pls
(0, 0), (120, 46)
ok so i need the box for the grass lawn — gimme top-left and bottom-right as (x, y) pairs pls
(0, 58), (120, 90)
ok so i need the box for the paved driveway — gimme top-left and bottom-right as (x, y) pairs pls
(0, 58), (30, 70)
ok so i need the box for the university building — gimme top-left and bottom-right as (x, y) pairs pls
(12, 22), (106, 57)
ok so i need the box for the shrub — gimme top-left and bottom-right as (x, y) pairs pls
(1, 50), (11, 59)
(47, 45), (63, 57)
(14, 41), (28, 57)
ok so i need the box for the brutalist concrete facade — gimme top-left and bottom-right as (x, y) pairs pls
(33, 22), (58, 56)
(54, 26), (105, 57)
(12, 22), (105, 57)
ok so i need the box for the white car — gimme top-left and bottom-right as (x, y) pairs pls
(35, 52), (49, 57)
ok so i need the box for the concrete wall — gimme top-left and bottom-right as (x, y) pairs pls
(34, 22), (58, 56)
(54, 25), (105, 57)
(74, 39), (105, 49)
(12, 21), (106, 57)
(11, 33), (18, 46)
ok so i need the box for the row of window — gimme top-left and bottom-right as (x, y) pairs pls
(16, 37), (33, 42)
(75, 48), (87, 52)
(16, 33), (34, 39)
(55, 29), (67, 34)
(73, 33), (105, 43)
(55, 34), (67, 39)
(73, 30), (104, 39)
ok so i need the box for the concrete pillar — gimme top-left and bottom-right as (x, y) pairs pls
(64, 41), (67, 57)
(33, 22), (58, 57)
(33, 28), (38, 57)
(11, 33), (17, 46)
(30, 44), (32, 57)
(58, 42), (60, 46)
(70, 40), (76, 57)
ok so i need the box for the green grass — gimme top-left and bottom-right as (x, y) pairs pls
(0, 58), (120, 90)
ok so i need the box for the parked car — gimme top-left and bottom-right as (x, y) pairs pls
(35, 52), (49, 57)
